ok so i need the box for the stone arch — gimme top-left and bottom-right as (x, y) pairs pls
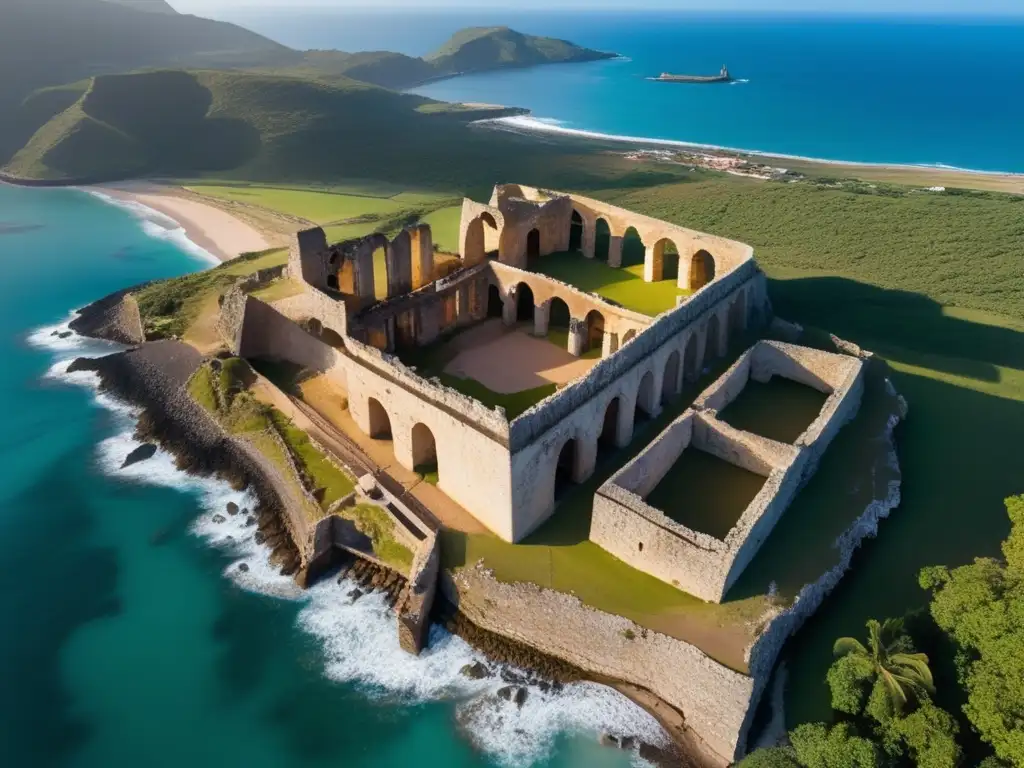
(464, 212), (498, 266)
(306, 318), (323, 337)
(650, 237), (681, 282)
(706, 313), (721, 363)
(636, 370), (658, 420)
(515, 282), (535, 323)
(410, 422), (438, 478)
(690, 249), (716, 291)
(683, 334), (699, 382)
(367, 397), (392, 439)
(548, 296), (570, 334)
(622, 329), (637, 345)
(595, 218), (611, 262)
(622, 227), (646, 268)
(662, 349), (681, 404)
(584, 309), (605, 354)
(526, 228), (541, 263)
(487, 284), (504, 319)
(554, 437), (580, 501)
(569, 209), (584, 251)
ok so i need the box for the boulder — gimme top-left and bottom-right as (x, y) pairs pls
(347, 588), (364, 602)
(226, 501), (239, 516)
(244, 516), (256, 527)
(121, 443), (157, 468)
(497, 686), (527, 708)
(460, 661), (492, 680)
(238, 563), (249, 573)
(212, 514), (226, 524)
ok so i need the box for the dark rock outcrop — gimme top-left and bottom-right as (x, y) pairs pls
(121, 442), (157, 468)
(69, 288), (146, 345)
(460, 661), (492, 680)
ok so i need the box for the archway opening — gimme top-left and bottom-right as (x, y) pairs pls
(599, 397), (622, 458)
(464, 213), (498, 266)
(547, 297), (570, 345)
(653, 238), (680, 281)
(306, 318), (323, 337)
(622, 329), (637, 346)
(487, 284), (504, 319)
(662, 350), (681, 404)
(516, 283), (535, 324)
(569, 210), (584, 252)
(622, 227), (646, 268)
(526, 228), (541, 264)
(411, 423), (439, 483)
(690, 250), (715, 291)
(706, 314), (721, 363)
(635, 370), (657, 422)
(584, 309), (605, 355)
(595, 218), (611, 262)
(555, 438), (579, 501)
(338, 259), (356, 295)
(367, 397), (392, 440)
(683, 335), (699, 383)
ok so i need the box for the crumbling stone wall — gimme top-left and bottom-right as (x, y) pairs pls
(590, 341), (865, 603)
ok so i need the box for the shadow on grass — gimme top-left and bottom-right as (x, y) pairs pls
(769, 275), (1024, 381)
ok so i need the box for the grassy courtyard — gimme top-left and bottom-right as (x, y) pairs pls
(718, 376), (828, 445)
(533, 249), (690, 317)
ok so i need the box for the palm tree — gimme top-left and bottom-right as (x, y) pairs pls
(833, 618), (935, 713)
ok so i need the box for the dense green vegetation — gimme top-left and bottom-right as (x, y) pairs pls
(744, 496), (1024, 767)
(134, 247), (288, 340)
(424, 26), (613, 76)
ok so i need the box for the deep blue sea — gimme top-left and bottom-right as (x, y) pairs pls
(0, 184), (657, 767)
(210, 10), (1024, 173)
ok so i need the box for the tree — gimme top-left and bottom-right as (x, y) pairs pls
(790, 722), (886, 768)
(832, 618), (936, 717)
(737, 746), (803, 767)
(878, 701), (962, 768)
(919, 496), (1024, 766)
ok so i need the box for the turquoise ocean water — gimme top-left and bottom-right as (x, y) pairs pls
(0, 184), (657, 767)
(215, 10), (1024, 173)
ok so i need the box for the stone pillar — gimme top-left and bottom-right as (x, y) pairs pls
(411, 226), (434, 290)
(582, 221), (596, 259)
(354, 246), (376, 304)
(677, 253), (691, 291)
(533, 301), (550, 337)
(643, 244), (663, 283)
(575, 439), (599, 484)
(608, 236), (623, 268)
(601, 330), (617, 359)
(502, 293), (517, 326)
(717, 307), (730, 357)
(616, 393), (636, 448)
(386, 236), (412, 297)
(567, 317), (587, 357)
(456, 284), (472, 326)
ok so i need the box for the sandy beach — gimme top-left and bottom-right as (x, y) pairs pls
(90, 182), (273, 261)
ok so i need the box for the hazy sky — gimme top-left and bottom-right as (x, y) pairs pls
(170, 0), (1023, 14)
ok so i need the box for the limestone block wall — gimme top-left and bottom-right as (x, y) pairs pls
(590, 341), (865, 603)
(444, 565), (756, 763)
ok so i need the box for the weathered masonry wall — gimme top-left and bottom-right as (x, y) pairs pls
(504, 263), (766, 541)
(590, 341), (865, 602)
(445, 565), (754, 763)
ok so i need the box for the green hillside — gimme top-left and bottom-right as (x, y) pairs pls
(292, 51), (439, 90)
(3, 69), (537, 183)
(426, 26), (615, 76)
(100, 0), (178, 13)
(0, 0), (297, 162)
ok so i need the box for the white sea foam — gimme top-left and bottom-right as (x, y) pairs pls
(30, 312), (670, 765)
(480, 115), (1024, 176)
(86, 188), (219, 266)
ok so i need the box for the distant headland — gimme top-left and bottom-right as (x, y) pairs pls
(652, 66), (734, 84)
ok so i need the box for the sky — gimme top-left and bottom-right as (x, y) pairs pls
(169, 0), (1023, 14)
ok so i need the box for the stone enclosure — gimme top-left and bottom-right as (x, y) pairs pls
(591, 341), (865, 602)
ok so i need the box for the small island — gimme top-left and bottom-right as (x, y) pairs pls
(653, 66), (734, 84)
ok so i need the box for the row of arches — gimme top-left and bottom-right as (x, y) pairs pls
(487, 282), (608, 356)
(367, 398), (441, 481)
(568, 209), (716, 292)
(326, 225), (435, 305)
(543, 286), (752, 508)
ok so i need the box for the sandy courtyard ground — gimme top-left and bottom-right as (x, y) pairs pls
(444, 320), (597, 393)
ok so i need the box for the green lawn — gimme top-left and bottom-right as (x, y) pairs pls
(270, 411), (355, 510)
(341, 503), (414, 572)
(417, 204), (463, 253)
(438, 373), (555, 420)
(533, 250), (689, 317)
(188, 183), (404, 224)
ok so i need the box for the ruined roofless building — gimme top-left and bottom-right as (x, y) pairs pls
(221, 184), (768, 543)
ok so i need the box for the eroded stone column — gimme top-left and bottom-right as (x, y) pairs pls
(677, 253), (691, 291)
(533, 301), (550, 337)
(602, 329), (617, 358)
(502, 293), (517, 326)
(354, 247), (376, 304)
(567, 317), (586, 357)
(607, 236), (623, 268)
(616, 393), (636, 447)
(582, 221), (596, 259)
(643, 244), (663, 283)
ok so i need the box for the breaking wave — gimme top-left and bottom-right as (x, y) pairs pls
(30, 320), (669, 766)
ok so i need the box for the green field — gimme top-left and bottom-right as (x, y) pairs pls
(187, 183), (406, 224)
(534, 250), (689, 316)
